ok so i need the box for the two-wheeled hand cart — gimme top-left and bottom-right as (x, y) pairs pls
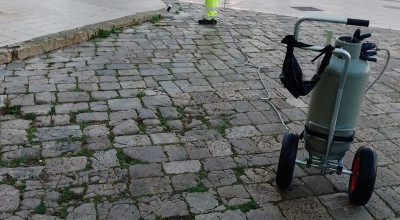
(275, 16), (389, 206)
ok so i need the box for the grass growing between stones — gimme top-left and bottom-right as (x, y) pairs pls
(107, 133), (115, 142)
(58, 188), (82, 204)
(92, 28), (112, 39)
(84, 161), (92, 171)
(197, 170), (208, 180)
(1, 103), (21, 116)
(187, 183), (208, 193)
(156, 108), (171, 132)
(23, 112), (36, 121)
(0, 175), (17, 185)
(92, 26), (123, 39)
(138, 123), (146, 133)
(78, 121), (90, 130)
(116, 149), (147, 166)
(0, 156), (42, 168)
(215, 113), (231, 138)
(47, 62), (55, 68)
(197, 116), (211, 129)
(34, 198), (46, 214)
(73, 87), (84, 92)
(69, 108), (91, 123)
(233, 168), (245, 184)
(227, 199), (258, 213)
(56, 207), (69, 219)
(76, 148), (94, 157)
(150, 14), (163, 24)
(176, 106), (185, 120)
(17, 181), (26, 192)
(26, 127), (36, 143)
(136, 90), (145, 99)
(49, 103), (56, 115)
(8, 105), (21, 115)
(93, 195), (102, 204)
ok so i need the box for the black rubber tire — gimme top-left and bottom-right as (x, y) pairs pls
(276, 131), (299, 189)
(348, 146), (377, 206)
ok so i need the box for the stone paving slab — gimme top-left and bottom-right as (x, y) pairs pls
(0, 1), (399, 219)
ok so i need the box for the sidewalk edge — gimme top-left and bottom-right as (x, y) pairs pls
(0, 9), (164, 64)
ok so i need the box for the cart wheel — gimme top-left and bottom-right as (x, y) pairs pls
(276, 131), (299, 189)
(349, 146), (377, 206)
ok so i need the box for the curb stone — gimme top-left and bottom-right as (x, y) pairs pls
(0, 9), (165, 64)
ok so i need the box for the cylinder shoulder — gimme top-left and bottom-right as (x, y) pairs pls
(322, 56), (370, 78)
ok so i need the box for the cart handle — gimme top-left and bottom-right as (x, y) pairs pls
(294, 16), (370, 40)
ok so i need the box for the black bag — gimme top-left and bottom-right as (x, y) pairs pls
(280, 35), (334, 98)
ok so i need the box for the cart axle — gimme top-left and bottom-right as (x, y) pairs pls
(295, 159), (353, 175)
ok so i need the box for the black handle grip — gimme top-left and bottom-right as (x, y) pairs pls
(346, 18), (369, 27)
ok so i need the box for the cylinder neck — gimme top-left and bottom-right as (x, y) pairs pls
(335, 36), (362, 60)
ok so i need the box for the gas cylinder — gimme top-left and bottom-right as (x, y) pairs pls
(304, 36), (370, 160)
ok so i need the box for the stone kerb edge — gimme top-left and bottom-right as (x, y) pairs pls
(0, 10), (163, 64)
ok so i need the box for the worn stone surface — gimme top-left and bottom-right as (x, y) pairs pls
(34, 125), (82, 141)
(21, 105), (52, 115)
(0, 129), (28, 145)
(207, 140), (233, 157)
(91, 150), (120, 171)
(31, 214), (61, 220)
(217, 185), (251, 206)
(82, 125), (109, 137)
(202, 170), (237, 188)
(0, 2), (399, 219)
(123, 146), (167, 162)
(246, 206), (285, 220)
(108, 204), (140, 220)
(246, 183), (282, 206)
(130, 177), (172, 196)
(375, 187), (400, 215)
(319, 193), (373, 219)
(108, 98), (142, 111)
(150, 133), (179, 145)
(365, 192), (396, 219)
(112, 119), (140, 135)
(202, 157), (237, 171)
(67, 203), (96, 220)
(226, 125), (262, 139)
(58, 92), (90, 103)
(42, 141), (81, 158)
(45, 156), (87, 174)
(185, 192), (219, 214)
(138, 194), (189, 219)
(196, 210), (246, 220)
(86, 183), (127, 197)
(302, 175), (335, 195)
(2, 147), (39, 161)
(76, 112), (108, 122)
(6, 166), (45, 180)
(129, 163), (164, 178)
(279, 196), (333, 219)
(163, 160), (201, 174)
(240, 167), (275, 183)
(171, 173), (200, 191)
(0, 185), (20, 212)
(114, 135), (151, 148)
(0, 119), (31, 130)
(164, 145), (188, 161)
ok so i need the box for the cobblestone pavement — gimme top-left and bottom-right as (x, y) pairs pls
(1, 2), (400, 219)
